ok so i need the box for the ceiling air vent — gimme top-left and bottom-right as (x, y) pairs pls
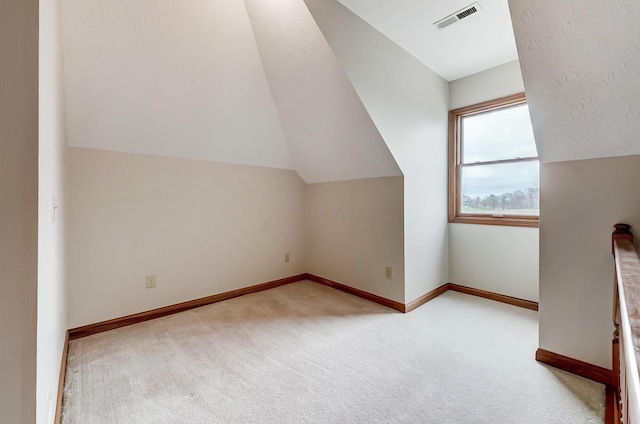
(434, 3), (482, 30)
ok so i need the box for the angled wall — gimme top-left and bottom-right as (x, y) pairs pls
(243, 0), (401, 183)
(304, 0), (450, 303)
(61, 0), (402, 185)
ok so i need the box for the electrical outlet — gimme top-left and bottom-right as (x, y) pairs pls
(284, 252), (290, 263)
(385, 266), (392, 280)
(145, 274), (157, 288)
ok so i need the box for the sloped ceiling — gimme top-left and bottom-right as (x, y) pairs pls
(243, 0), (400, 183)
(510, 0), (640, 163)
(61, 0), (293, 170)
(61, 0), (400, 183)
(335, 0), (519, 81)
(303, 0), (449, 175)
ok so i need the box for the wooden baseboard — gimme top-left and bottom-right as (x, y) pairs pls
(304, 273), (405, 312)
(535, 348), (613, 385)
(303, 277), (539, 314)
(67, 276), (542, 341)
(67, 277), (542, 341)
(405, 284), (451, 313)
(69, 274), (307, 340)
(55, 276), (572, 422)
(448, 284), (539, 311)
(54, 331), (69, 424)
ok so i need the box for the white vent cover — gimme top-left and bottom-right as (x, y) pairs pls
(434, 3), (482, 30)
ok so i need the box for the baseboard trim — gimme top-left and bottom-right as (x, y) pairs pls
(56, 277), (592, 422)
(54, 331), (69, 424)
(304, 273), (405, 312)
(69, 274), (307, 340)
(66, 274), (541, 340)
(303, 277), (539, 314)
(67, 277), (541, 341)
(448, 284), (539, 311)
(535, 348), (613, 385)
(405, 284), (451, 313)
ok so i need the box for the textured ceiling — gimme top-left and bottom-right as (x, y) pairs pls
(510, 0), (640, 163)
(335, 0), (519, 81)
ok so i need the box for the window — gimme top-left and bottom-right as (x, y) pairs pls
(448, 93), (539, 227)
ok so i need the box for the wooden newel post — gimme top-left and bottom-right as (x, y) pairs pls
(613, 223), (633, 255)
(612, 223), (633, 423)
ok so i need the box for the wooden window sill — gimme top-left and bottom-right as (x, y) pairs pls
(450, 215), (539, 228)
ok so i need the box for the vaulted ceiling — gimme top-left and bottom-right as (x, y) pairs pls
(243, 0), (401, 182)
(60, 0), (520, 184)
(61, 0), (295, 171)
(61, 0), (402, 184)
(61, 0), (640, 179)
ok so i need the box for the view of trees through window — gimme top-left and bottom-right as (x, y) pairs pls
(458, 101), (539, 217)
(462, 187), (539, 216)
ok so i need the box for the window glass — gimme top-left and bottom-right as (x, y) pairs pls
(461, 103), (537, 164)
(449, 93), (540, 227)
(460, 161), (539, 216)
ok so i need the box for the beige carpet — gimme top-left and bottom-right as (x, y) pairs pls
(62, 280), (605, 423)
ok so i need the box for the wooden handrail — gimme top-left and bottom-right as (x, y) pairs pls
(612, 223), (640, 423)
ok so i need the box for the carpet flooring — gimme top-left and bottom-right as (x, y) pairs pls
(62, 280), (605, 423)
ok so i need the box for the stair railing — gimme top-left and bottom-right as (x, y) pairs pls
(612, 223), (640, 423)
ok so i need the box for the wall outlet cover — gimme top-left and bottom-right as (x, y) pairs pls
(145, 274), (157, 288)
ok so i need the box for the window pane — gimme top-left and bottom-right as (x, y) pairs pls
(461, 161), (539, 216)
(462, 104), (537, 164)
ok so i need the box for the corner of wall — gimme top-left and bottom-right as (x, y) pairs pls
(37, 0), (70, 421)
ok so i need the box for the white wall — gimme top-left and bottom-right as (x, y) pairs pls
(305, 177), (405, 303)
(67, 148), (306, 328)
(37, 0), (68, 422)
(449, 225), (539, 301)
(448, 60), (539, 302)
(0, 0), (39, 421)
(539, 155), (640, 369)
(449, 60), (525, 110)
(304, 0), (450, 303)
